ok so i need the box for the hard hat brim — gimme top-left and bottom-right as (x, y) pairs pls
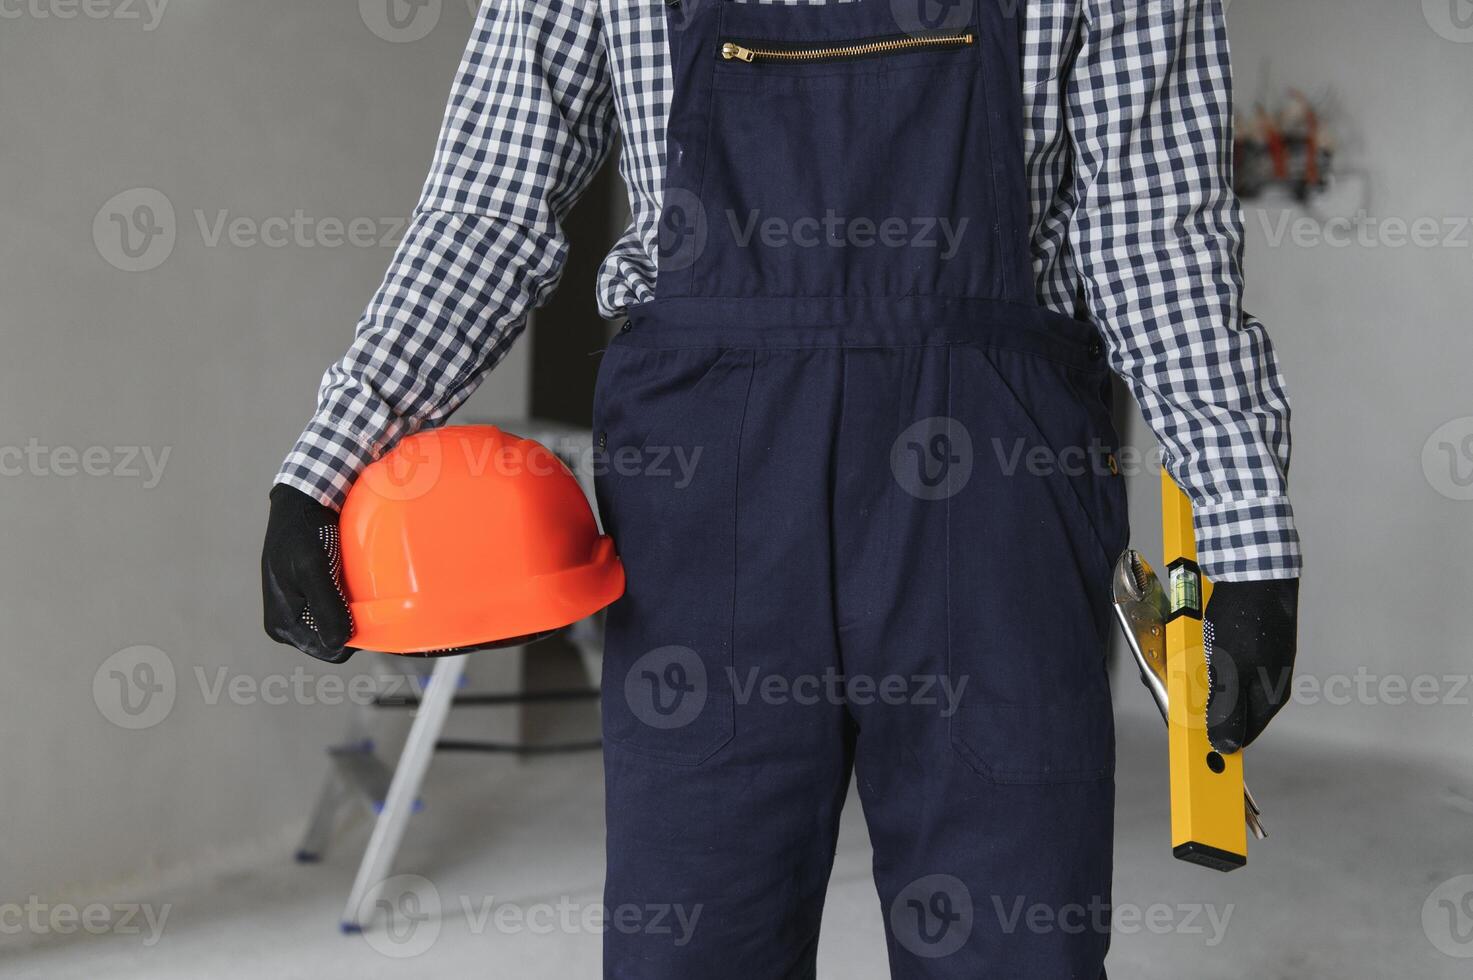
(345, 538), (625, 655)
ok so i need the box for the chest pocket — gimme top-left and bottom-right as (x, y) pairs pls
(663, 4), (1023, 302)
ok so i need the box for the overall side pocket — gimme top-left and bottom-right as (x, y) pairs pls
(945, 344), (1123, 784)
(594, 345), (753, 766)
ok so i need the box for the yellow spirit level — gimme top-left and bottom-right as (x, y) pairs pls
(1160, 470), (1250, 870)
(1111, 471), (1264, 872)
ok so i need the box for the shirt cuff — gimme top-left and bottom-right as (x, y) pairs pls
(274, 416), (393, 512)
(1193, 496), (1303, 582)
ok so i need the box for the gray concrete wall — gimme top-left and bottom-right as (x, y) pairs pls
(0, 0), (529, 904)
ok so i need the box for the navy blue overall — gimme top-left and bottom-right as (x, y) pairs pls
(592, 1), (1128, 976)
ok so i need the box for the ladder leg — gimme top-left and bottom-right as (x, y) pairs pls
(296, 766), (348, 863)
(298, 663), (382, 863)
(340, 654), (467, 932)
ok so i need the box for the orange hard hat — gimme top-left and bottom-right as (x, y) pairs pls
(338, 425), (624, 655)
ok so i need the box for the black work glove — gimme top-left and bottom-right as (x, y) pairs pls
(261, 484), (355, 664)
(1204, 578), (1299, 753)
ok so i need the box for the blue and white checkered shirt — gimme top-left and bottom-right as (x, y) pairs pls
(278, 0), (1300, 582)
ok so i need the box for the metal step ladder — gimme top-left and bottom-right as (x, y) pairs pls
(293, 421), (606, 932)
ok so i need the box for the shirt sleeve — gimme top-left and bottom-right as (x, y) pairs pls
(1065, 0), (1301, 581)
(276, 0), (616, 509)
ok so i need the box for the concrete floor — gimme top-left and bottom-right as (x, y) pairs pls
(4, 710), (1471, 979)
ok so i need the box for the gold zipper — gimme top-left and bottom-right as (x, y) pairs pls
(721, 31), (974, 65)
